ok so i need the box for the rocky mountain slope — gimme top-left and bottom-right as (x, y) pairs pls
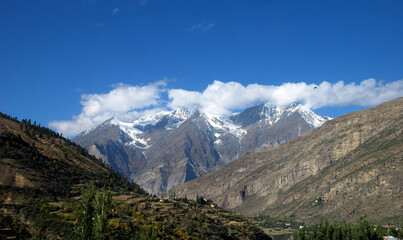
(171, 97), (403, 225)
(73, 103), (330, 194)
(0, 112), (270, 239)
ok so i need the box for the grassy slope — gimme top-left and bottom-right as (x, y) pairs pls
(0, 113), (270, 240)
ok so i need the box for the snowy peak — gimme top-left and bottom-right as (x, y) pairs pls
(75, 108), (193, 142)
(132, 111), (170, 127)
(290, 104), (332, 128)
(231, 102), (330, 128)
(198, 111), (246, 138)
(132, 108), (192, 131)
(96, 108), (193, 149)
(116, 122), (150, 149)
(99, 116), (120, 127)
(86, 117), (150, 149)
(165, 108), (193, 130)
(263, 103), (331, 128)
(76, 103), (329, 144)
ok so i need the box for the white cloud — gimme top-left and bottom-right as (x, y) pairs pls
(283, 78), (403, 109)
(49, 81), (166, 137)
(168, 89), (201, 110)
(50, 78), (403, 136)
(188, 23), (215, 32)
(168, 79), (403, 115)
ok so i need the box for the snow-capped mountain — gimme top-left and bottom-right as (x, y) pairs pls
(132, 108), (192, 131)
(73, 102), (331, 194)
(231, 102), (329, 128)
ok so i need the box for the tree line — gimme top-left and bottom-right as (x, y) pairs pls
(298, 218), (402, 240)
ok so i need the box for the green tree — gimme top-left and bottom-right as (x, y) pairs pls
(77, 186), (95, 239)
(93, 187), (112, 240)
(76, 185), (112, 240)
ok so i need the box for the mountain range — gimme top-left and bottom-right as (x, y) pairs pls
(1, 97), (401, 238)
(171, 97), (403, 224)
(73, 102), (330, 194)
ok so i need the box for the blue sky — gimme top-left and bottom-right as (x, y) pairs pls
(1, 0), (402, 136)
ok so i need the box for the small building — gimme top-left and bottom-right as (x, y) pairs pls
(383, 236), (398, 240)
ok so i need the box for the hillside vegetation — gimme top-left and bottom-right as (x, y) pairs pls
(0, 112), (270, 239)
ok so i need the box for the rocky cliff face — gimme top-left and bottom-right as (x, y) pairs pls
(171, 97), (403, 224)
(73, 103), (330, 194)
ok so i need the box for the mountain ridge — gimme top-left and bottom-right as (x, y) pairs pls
(170, 97), (403, 225)
(74, 102), (331, 194)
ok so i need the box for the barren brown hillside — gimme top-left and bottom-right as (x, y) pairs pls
(172, 97), (403, 224)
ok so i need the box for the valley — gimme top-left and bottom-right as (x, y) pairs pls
(0, 97), (401, 239)
(2, 1), (402, 239)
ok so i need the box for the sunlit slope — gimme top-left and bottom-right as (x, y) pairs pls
(0, 113), (270, 239)
(172, 97), (403, 224)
